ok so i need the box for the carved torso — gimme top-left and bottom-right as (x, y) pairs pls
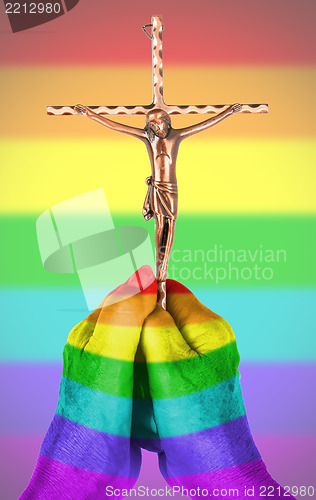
(144, 128), (181, 183)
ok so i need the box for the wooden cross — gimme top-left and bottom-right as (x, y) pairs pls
(47, 15), (268, 117)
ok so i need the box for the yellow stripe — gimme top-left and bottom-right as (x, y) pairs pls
(1, 139), (316, 213)
(139, 318), (235, 362)
(179, 318), (236, 355)
(67, 321), (141, 361)
(1, 66), (316, 138)
(66, 309), (234, 361)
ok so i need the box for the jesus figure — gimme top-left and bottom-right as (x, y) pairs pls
(74, 103), (242, 306)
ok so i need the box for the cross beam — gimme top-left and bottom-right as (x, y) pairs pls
(47, 15), (268, 117)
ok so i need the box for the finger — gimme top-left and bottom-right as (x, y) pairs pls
(139, 305), (196, 399)
(141, 305), (195, 361)
(139, 303), (238, 399)
(138, 304), (242, 441)
(132, 306), (193, 450)
(135, 305), (196, 445)
(91, 265), (157, 357)
(166, 279), (235, 354)
(63, 265), (157, 400)
(21, 270), (154, 499)
(68, 265), (157, 356)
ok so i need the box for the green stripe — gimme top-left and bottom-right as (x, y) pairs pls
(1, 214), (316, 287)
(64, 341), (240, 399)
(63, 343), (135, 398)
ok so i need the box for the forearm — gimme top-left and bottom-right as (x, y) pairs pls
(179, 109), (232, 139)
(141, 281), (295, 500)
(20, 395), (139, 499)
(20, 449), (138, 500)
(179, 103), (242, 139)
(165, 462), (292, 499)
(86, 110), (146, 139)
(88, 112), (125, 132)
(203, 108), (232, 128)
(20, 267), (156, 499)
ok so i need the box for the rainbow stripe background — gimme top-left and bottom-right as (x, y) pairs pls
(1, 1), (316, 498)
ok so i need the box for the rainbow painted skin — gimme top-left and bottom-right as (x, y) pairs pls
(136, 280), (296, 499)
(20, 266), (157, 500)
(21, 270), (295, 499)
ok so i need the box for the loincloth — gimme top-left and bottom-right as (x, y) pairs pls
(142, 176), (178, 220)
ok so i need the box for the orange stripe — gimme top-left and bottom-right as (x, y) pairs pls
(1, 66), (316, 139)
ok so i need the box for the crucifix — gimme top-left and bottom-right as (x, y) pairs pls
(47, 15), (268, 309)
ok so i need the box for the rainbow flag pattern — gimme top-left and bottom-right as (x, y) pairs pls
(20, 267), (158, 498)
(20, 268), (296, 499)
(134, 279), (296, 498)
(1, 1), (316, 498)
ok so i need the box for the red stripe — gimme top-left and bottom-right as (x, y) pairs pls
(1, 0), (315, 65)
(166, 279), (193, 295)
(107, 265), (157, 297)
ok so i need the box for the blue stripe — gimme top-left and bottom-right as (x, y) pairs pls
(195, 288), (316, 361)
(142, 375), (246, 438)
(1, 288), (315, 361)
(1, 363), (315, 434)
(56, 377), (132, 436)
(56, 375), (245, 438)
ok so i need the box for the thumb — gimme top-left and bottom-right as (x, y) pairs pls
(141, 305), (195, 363)
(139, 301), (240, 443)
(61, 265), (157, 427)
(166, 279), (235, 354)
(139, 305), (197, 400)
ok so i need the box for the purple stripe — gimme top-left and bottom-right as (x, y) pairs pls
(1, 363), (61, 433)
(40, 415), (140, 477)
(1, 435), (314, 500)
(19, 455), (137, 500)
(240, 363), (316, 434)
(164, 460), (295, 499)
(137, 416), (261, 476)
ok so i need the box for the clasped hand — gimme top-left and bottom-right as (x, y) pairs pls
(21, 266), (294, 500)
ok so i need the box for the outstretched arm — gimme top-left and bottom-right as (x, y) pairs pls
(178, 103), (242, 139)
(75, 104), (147, 141)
